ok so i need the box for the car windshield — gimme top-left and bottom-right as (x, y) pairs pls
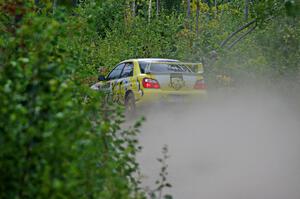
(139, 61), (193, 74)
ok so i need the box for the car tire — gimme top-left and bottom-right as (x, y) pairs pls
(125, 92), (136, 117)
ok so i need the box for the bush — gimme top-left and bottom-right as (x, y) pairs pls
(0, 2), (145, 198)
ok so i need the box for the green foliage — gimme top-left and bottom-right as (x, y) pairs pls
(147, 145), (172, 199)
(211, 1), (300, 85)
(1, 0), (299, 198)
(0, 2), (145, 198)
(65, 0), (299, 87)
(285, 0), (300, 17)
(161, 0), (182, 12)
(79, 0), (125, 38)
(91, 13), (186, 69)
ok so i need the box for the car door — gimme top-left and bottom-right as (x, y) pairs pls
(118, 62), (134, 104)
(105, 63), (125, 103)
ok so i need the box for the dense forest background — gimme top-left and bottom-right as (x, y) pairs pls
(0, 0), (299, 198)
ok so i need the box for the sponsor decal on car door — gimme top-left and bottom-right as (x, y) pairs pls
(119, 62), (134, 104)
(105, 63), (125, 103)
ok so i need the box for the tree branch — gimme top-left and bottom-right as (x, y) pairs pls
(220, 18), (256, 48)
(196, 0), (200, 35)
(228, 24), (257, 49)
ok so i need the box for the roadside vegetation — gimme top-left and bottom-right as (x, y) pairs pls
(0, 0), (299, 198)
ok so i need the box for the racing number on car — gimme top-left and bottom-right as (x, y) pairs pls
(119, 63), (134, 103)
(169, 73), (185, 90)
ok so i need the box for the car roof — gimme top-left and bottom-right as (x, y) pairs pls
(121, 58), (179, 63)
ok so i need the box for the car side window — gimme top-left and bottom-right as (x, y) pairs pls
(138, 61), (148, 74)
(107, 63), (125, 80)
(120, 62), (134, 78)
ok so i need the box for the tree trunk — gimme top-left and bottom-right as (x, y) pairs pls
(186, 0), (191, 29)
(52, 0), (57, 14)
(148, 0), (152, 23)
(244, 0), (249, 21)
(214, 0), (218, 15)
(132, 0), (136, 17)
(196, 0), (200, 35)
(187, 0), (191, 19)
(156, 0), (160, 16)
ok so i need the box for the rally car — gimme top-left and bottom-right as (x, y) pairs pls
(91, 58), (207, 114)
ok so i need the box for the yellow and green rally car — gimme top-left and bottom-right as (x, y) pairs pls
(91, 58), (206, 113)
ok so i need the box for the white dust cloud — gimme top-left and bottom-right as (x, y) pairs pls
(137, 88), (300, 199)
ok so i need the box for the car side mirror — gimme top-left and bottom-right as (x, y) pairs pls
(98, 75), (106, 81)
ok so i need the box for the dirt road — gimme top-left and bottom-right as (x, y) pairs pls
(137, 89), (300, 199)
